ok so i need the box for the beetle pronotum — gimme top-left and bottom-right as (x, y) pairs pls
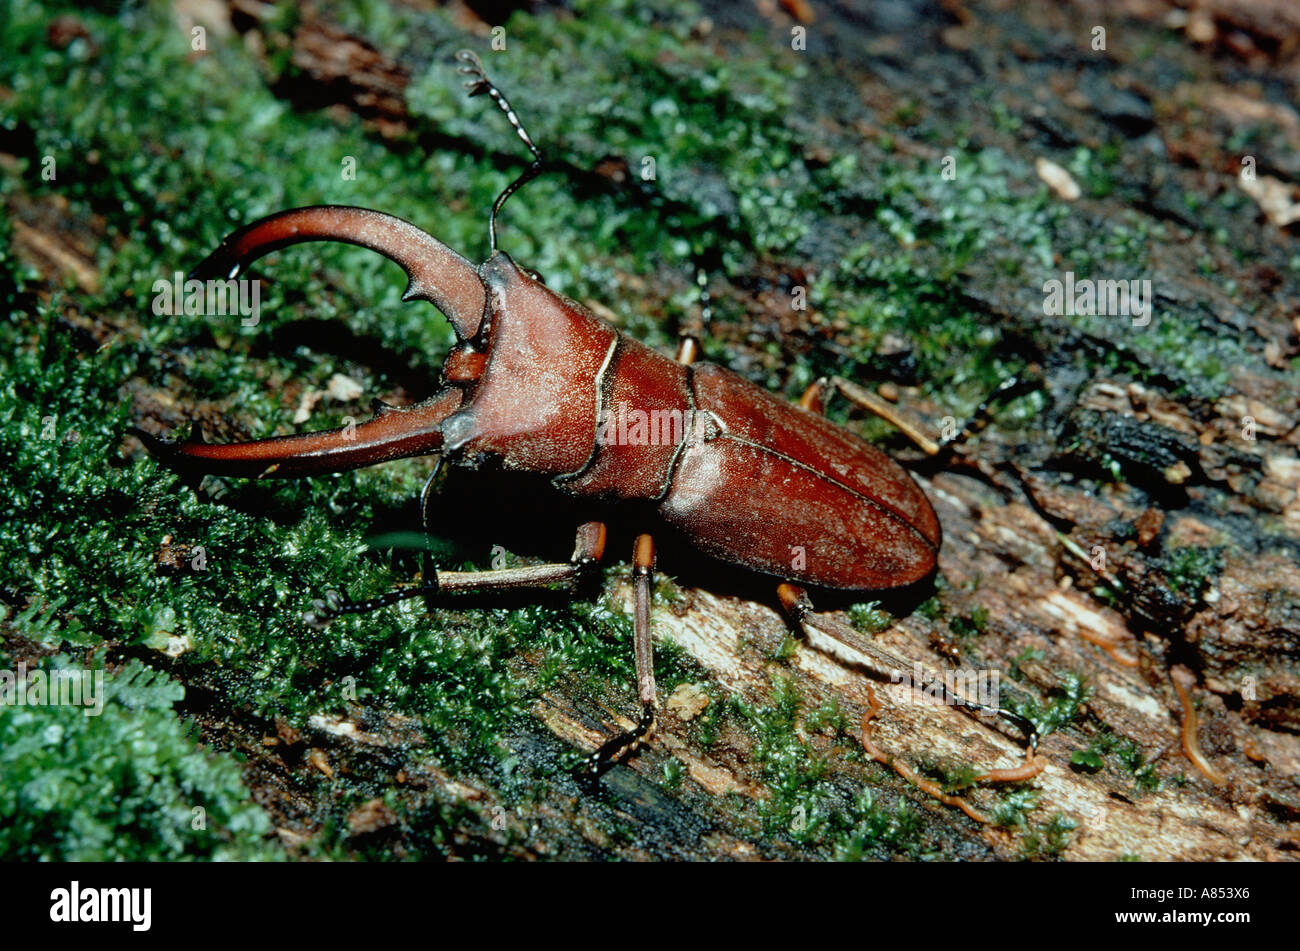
(135, 51), (1040, 798)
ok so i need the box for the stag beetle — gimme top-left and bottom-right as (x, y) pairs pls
(136, 51), (1040, 794)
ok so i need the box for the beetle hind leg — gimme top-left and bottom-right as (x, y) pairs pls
(858, 682), (1044, 824)
(776, 582), (1041, 818)
(800, 374), (1039, 460)
(777, 583), (1038, 749)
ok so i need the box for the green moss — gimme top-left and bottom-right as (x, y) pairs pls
(829, 790), (924, 862)
(1071, 727), (1160, 795)
(916, 757), (983, 795)
(989, 787), (1042, 828)
(987, 780), (1075, 860)
(1007, 672), (1091, 739)
(804, 697), (847, 734)
(1018, 813), (1078, 861)
(1163, 545), (1223, 599)
(732, 678), (927, 858)
(0, 656), (279, 861)
(916, 596), (945, 622)
(736, 677), (825, 840)
(848, 601), (893, 635)
(948, 605), (989, 640)
(1070, 748), (1105, 772)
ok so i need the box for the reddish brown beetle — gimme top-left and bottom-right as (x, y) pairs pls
(136, 52), (1038, 781)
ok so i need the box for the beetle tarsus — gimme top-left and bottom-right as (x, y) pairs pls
(584, 702), (656, 782)
(305, 585), (433, 627)
(933, 372), (1042, 460)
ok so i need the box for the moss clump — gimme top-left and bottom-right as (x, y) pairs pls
(1162, 545), (1223, 599)
(948, 604), (989, 640)
(734, 677), (925, 859)
(1006, 671), (1091, 739)
(848, 600), (893, 635)
(0, 656), (279, 861)
(1018, 813), (1078, 861)
(1070, 727), (1161, 795)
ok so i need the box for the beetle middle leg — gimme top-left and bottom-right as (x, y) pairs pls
(308, 522), (662, 778)
(585, 533), (659, 780)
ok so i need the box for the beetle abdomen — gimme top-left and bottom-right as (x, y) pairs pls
(658, 364), (940, 591)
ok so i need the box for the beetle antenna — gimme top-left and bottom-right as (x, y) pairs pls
(456, 49), (544, 253)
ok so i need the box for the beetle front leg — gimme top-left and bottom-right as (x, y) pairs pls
(307, 521), (608, 626)
(585, 533), (658, 780)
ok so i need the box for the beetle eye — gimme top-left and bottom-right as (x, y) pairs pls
(523, 267), (546, 285)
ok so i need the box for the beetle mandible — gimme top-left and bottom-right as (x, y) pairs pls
(136, 51), (1040, 788)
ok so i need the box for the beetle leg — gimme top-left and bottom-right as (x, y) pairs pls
(800, 376), (942, 454)
(304, 520), (607, 626)
(585, 534), (659, 779)
(776, 583), (1039, 755)
(931, 375), (1040, 459)
(858, 683), (1044, 823)
(778, 585), (1043, 820)
(802, 374), (1039, 460)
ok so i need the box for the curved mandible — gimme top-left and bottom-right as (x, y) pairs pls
(190, 205), (487, 339)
